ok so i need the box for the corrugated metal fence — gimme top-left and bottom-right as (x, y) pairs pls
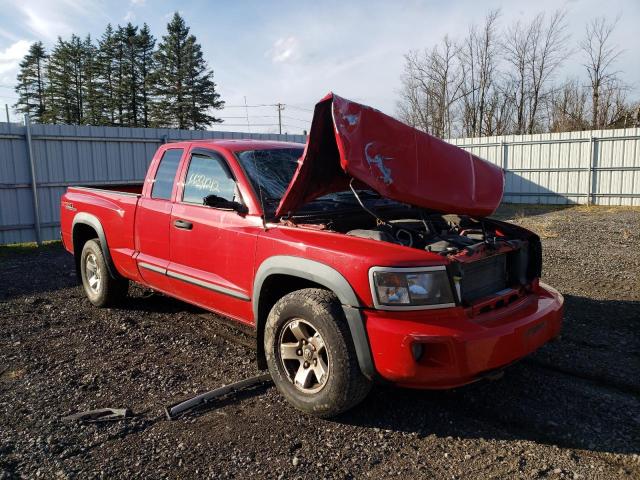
(1, 121), (639, 245)
(447, 127), (640, 206)
(0, 119), (306, 245)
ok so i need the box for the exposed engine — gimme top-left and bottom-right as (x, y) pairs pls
(346, 216), (490, 256)
(284, 202), (542, 307)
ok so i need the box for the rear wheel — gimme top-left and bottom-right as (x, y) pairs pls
(80, 239), (128, 307)
(264, 288), (371, 417)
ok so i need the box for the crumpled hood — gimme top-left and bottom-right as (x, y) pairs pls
(276, 93), (504, 218)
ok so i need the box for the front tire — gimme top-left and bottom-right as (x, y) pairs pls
(264, 288), (371, 417)
(79, 239), (128, 307)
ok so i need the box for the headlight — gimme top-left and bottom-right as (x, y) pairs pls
(369, 266), (455, 310)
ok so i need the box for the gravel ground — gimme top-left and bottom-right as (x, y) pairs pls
(1, 205), (639, 479)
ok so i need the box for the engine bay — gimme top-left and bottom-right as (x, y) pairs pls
(285, 207), (511, 257)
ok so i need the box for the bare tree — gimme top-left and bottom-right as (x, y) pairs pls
(580, 17), (624, 129)
(547, 79), (589, 132)
(396, 9), (637, 137)
(458, 9), (501, 137)
(503, 10), (569, 134)
(526, 11), (570, 133)
(397, 36), (463, 137)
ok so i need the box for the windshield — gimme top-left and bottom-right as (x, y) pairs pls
(236, 148), (400, 216)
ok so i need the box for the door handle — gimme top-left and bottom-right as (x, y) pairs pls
(174, 219), (193, 230)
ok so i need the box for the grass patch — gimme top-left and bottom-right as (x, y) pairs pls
(0, 240), (61, 258)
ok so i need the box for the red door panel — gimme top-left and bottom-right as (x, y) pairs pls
(167, 148), (261, 324)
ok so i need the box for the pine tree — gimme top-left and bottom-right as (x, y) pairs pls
(184, 34), (224, 129)
(137, 24), (156, 127)
(121, 23), (140, 126)
(46, 37), (75, 123)
(114, 25), (127, 124)
(14, 15), (222, 128)
(14, 42), (49, 122)
(46, 35), (96, 125)
(82, 35), (103, 125)
(97, 24), (118, 125)
(152, 13), (223, 129)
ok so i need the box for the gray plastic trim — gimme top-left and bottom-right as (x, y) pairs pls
(166, 269), (250, 301)
(253, 255), (375, 379)
(138, 261), (167, 275)
(71, 212), (118, 278)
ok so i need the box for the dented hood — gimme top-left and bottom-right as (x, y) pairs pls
(276, 93), (504, 217)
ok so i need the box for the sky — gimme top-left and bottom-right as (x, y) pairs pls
(0, 0), (638, 134)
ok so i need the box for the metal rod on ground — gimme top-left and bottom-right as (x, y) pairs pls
(164, 373), (272, 420)
(24, 114), (42, 246)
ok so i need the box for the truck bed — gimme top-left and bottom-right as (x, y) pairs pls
(71, 183), (143, 196)
(60, 184), (143, 281)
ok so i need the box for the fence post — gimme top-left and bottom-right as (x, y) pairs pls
(24, 114), (42, 245)
(500, 139), (507, 170)
(587, 136), (595, 206)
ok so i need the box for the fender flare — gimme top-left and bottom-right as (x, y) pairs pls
(253, 255), (375, 380)
(71, 212), (119, 279)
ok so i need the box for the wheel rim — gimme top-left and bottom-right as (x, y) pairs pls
(85, 253), (101, 294)
(278, 318), (330, 393)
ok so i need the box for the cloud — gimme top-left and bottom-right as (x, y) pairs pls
(0, 39), (31, 85)
(0, 40), (31, 74)
(14, 1), (106, 41)
(20, 6), (70, 41)
(124, 10), (135, 22)
(268, 36), (300, 63)
(130, 0), (145, 5)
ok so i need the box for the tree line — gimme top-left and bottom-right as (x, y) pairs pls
(14, 13), (224, 130)
(397, 10), (640, 138)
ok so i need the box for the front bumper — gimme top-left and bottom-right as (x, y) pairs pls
(364, 282), (564, 389)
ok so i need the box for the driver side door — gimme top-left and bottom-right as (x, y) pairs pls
(167, 148), (259, 324)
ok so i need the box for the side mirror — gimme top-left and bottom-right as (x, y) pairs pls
(203, 194), (249, 215)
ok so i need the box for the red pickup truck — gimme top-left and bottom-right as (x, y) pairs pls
(60, 94), (563, 417)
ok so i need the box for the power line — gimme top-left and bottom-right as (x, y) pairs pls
(222, 103), (278, 108)
(219, 115), (280, 119)
(282, 115), (311, 123)
(287, 105), (314, 113)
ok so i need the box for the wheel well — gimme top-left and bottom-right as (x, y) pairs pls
(255, 274), (329, 369)
(72, 223), (98, 279)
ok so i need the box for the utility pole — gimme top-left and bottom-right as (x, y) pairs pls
(276, 103), (285, 134)
(5, 104), (9, 123)
(244, 96), (251, 133)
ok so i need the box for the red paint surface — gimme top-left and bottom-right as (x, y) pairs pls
(60, 128), (562, 389)
(277, 93), (504, 217)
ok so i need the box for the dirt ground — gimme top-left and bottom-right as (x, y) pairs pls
(1, 205), (639, 479)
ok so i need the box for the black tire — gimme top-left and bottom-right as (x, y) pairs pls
(264, 288), (372, 417)
(79, 239), (128, 307)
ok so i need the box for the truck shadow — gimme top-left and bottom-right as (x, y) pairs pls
(335, 294), (640, 456)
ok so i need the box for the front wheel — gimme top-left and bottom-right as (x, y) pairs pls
(264, 288), (372, 417)
(79, 239), (128, 307)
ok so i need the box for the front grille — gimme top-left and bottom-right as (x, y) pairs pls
(459, 254), (507, 303)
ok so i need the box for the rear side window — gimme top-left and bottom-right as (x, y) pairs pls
(183, 153), (237, 204)
(151, 149), (183, 200)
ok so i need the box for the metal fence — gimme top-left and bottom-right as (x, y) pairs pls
(447, 127), (640, 206)
(1, 120), (639, 245)
(0, 119), (306, 245)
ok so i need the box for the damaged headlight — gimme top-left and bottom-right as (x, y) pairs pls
(369, 266), (455, 310)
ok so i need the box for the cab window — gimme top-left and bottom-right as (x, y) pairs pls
(182, 153), (238, 205)
(151, 148), (183, 200)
